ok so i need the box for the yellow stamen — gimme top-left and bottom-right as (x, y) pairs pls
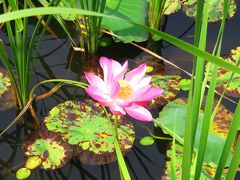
(117, 80), (133, 99)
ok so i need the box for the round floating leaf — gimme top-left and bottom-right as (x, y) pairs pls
(44, 99), (135, 165)
(182, 0), (236, 22)
(0, 69), (14, 110)
(25, 156), (42, 170)
(179, 79), (191, 91)
(102, 0), (149, 42)
(155, 99), (233, 167)
(22, 130), (73, 170)
(146, 66), (154, 73)
(210, 100), (233, 139)
(139, 136), (155, 146)
(163, 143), (225, 178)
(149, 74), (181, 108)
(16, 168), (31, 180)
(0, 70), (11, 96)
(163, 0), (181, 15)
(207, 46), (240, 98)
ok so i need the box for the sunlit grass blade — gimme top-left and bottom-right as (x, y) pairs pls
(214, 101), (240, 179)
(195, 1), (230, 178)
(182, 0), (206, 178)
(8, 0), (23, 31)
(225, 138), (240, 180)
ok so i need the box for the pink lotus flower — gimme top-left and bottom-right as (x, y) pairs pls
(85, 57), (164, 122)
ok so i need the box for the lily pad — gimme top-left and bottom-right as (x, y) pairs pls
(102, 0), (149, 42)
(163, 143), (225, 179)
(207, 46), (240, 98)
(22, 130), (73, 170)
(155, 99), (233, 167)
(210, 100), (233, 138)
(148, 74), (181, 108)
(0, 69), (11, 96)
(16, 168), (31, 180)
(163, 0), (181, 15)
(139, 136), (155, 146)
(0, 69), (14, 110)
(179, 79), (191, 91)
(25, 156), (42, 170)
(44, 99), (135, 165)
(182, 0), (236, 22)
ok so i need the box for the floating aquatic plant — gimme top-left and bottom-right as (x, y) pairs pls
(16, 168), (31, 180)
(44, 99), (135, 165)
(22, 130), (73, 170)
(149, 74), (181, 108)
(207, 46), (240, 98)
(163, 143), (226, 179)
(139, 136), (155, 146)
(155, 99), (233, 167)
(0, 69), (14, 110)
(163, 0), (181, 15)
(0, 69), (11, 96)
(85, 57), (163, 122)
(182, 0), (236, 22)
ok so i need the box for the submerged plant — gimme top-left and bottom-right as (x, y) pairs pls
(85, 57), (164, 122)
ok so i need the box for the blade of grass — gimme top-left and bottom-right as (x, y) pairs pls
(8, 0), (23, 31)
(195, 1), (230, 178)
(182, 0), (206, 178)
(214, 101), (240, 179)
(1, 7), (240, 75)
(225, 138), (240, 180)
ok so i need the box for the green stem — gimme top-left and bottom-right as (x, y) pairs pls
(113, 116), (131, 180)
(29, 79), (89, 99)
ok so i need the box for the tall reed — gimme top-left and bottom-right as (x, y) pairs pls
(78, 0), (106, 55)
(0, 0), (60, 108)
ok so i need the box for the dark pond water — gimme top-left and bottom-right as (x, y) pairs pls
(1, 3), (240, 180)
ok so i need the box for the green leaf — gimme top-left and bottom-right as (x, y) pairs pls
(179, 79), (191, 91)
(207, 46), (240, 98)
(16, 168), (31, 180)
(183, 0), (236, 22)
(155, 99), (233, 167)
(1, 7), (240, 75)
(25, 156), (42, 170)
(0, 69), (14, 110)
(163, 143), (225, 179)
(0, 69), (11, 96)
(102, 0), (149, 42)
(44, 99), (135, 165)
(146, 66), (154, 73)
(149, 74), (181, 108)
(139, 136), (155, 146)
(163, 0), (181, 15)
(22, 130), (73, 170)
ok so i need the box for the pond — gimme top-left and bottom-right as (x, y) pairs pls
(0, 1), (240, 180)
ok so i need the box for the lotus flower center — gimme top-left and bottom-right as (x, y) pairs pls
(117, 80), (133, 99)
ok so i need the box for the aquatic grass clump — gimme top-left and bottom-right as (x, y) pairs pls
(85, 57), (164, 122)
